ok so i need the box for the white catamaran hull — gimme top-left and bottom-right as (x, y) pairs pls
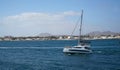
(63, 45), (92, 54)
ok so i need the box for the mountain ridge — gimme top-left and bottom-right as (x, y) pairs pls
(86, 31), (120, 36)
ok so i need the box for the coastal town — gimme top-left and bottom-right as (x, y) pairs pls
(0, 34), (120, 41)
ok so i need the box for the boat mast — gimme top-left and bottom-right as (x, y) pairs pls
(78, 10), (83, 45)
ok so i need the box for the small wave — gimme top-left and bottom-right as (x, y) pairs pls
(96, 51), (102, 53)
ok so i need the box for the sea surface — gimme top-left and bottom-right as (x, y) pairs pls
(0, 39), (120, 70)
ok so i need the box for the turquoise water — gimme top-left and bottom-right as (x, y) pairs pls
(0, 39), (120, 70)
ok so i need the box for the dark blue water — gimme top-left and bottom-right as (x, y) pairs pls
(0, 39), (120, 70)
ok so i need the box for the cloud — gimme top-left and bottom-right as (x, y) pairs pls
(63, 11), (81, 16)
(0, 11), (80, 36)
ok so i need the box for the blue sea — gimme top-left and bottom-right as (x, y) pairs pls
(0, 39), (120, 70)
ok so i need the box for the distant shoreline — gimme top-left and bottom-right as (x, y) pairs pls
(0, 37), (120, 41)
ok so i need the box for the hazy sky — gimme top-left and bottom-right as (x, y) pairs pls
(0, 0), (120, 36)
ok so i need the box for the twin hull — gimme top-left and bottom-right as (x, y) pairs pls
(63, 47), (92, 54)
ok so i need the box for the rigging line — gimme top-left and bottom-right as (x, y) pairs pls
(71, 15), (81, 36)
(71, 17), (81, 36)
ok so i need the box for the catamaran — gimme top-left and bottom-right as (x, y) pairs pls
(63, 10), (92, 54)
